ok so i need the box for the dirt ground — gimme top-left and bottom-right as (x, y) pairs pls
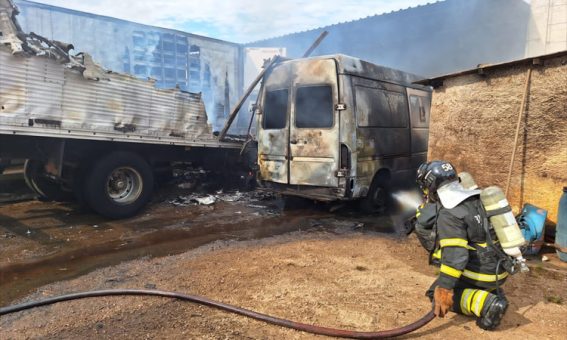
(0, 186), (344, 304)
(1, 228), (566, 339)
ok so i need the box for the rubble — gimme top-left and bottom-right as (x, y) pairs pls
(169, 190), (274, 207)
(0, 0), (87, 71)
(170, 195), (216, 206)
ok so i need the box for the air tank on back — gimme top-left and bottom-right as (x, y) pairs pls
(480, 185), (529, 272)
(459, 172), (478, 190)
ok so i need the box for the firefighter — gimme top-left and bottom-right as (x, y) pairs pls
(416, 160), (509, 330)
(414, 171), (475, 263)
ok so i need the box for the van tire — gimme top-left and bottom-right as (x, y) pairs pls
(83, 151), (153, 219)
(359, 175), (390, 214)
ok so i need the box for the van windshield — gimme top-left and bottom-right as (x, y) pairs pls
(295, 85), (333, 128)
(263, 89), (289, 129)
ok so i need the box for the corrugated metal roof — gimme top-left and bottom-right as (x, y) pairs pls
(415, 49), (567, 87)
(246, 0), (446, 44)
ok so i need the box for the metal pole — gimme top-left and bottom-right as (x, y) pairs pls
(505, 67), (532, 196)
(219, 56), (279, 141)
(219, 31), (329, 141)
(302, 31), (329, 58)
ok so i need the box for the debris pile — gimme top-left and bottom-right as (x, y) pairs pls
(169, 190), (274, 207)
(1, 0), (97, 75)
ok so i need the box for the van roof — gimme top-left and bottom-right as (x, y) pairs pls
(281, 54), (430, 90)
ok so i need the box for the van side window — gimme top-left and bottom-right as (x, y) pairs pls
(295, 85), (333, 128)
(409, 95), (421, 119)
(420, 96), (431, 121)
(263, 89), (289, 129)
(409, 94), (430, 127)
(355, 86), (408, 128)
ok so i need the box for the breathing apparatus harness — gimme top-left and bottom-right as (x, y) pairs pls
(478, 203), (518, 275)
(476, 203), (518, 297)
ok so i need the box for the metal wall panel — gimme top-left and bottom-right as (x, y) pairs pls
(0, 47), (237, 148)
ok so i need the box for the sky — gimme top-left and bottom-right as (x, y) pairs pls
(32, 0), (440, 43)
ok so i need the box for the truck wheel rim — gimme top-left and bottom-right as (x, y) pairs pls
(106, 167), (143, 205)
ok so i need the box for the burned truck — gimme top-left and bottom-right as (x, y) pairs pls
(0, 0), (244, 218)
(255, 55), (431, 211)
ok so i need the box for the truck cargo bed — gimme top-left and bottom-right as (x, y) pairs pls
(0, 48), (238, 149)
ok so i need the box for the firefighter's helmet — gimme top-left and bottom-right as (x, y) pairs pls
(416, 160), (458, 194)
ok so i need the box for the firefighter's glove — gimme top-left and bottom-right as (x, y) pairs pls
(433, 287), (453, 317)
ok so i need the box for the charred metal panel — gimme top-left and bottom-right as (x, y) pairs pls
(337, 74), (359, 196)
(353, 76), (411, 187)
(289, 58), (339, 187)
(257, 62), (291, 184)
(14, 0), (241, 135)
(0, 0), (23, 54)
(0, 48), (217, 144)
(407, 87), (431, 169)
(336, 55), (423, 87)
(256, 55), (432, 201)
(257, 58), (340, 188)
(0, 0), (238, 149)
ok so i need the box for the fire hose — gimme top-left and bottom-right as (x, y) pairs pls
(0, 289), (435, 339)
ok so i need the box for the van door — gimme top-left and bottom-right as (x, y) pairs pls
(257, 63), (292, 184)
(289, 59), (339, 187)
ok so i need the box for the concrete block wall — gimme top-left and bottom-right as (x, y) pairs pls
(527, 0), (567, 57)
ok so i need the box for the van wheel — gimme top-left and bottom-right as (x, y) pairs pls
(359, 176), (390, 214)
(23, 159), (73, 202)
(83, 152), (153, 219)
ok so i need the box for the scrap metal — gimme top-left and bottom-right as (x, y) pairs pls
(0, 0), (233, 148)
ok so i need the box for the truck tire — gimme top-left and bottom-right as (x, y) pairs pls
(23, 159), (73, 202)
(83, 151), (153, 219)
(359, 175), (390, 214)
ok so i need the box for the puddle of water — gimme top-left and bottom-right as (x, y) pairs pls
(0, 207), (337, 304)
(0, 196), (397, 305)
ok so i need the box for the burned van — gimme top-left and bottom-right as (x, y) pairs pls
(256, 54), (431, 211)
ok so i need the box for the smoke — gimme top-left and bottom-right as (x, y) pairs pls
(245, 0), (532, 78)
(30, 0), (436, 43)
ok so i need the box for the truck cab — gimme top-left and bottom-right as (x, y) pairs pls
(256, 54), (431, 210)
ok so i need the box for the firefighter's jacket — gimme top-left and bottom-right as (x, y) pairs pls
(435, 196), (508, 290)
(416, 202), (437, 229)
(415, 202), (438, 252)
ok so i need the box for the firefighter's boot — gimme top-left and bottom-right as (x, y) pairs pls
(476, 296), (508, 330)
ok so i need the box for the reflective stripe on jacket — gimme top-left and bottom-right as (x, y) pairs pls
(435, 196), (508, 289)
